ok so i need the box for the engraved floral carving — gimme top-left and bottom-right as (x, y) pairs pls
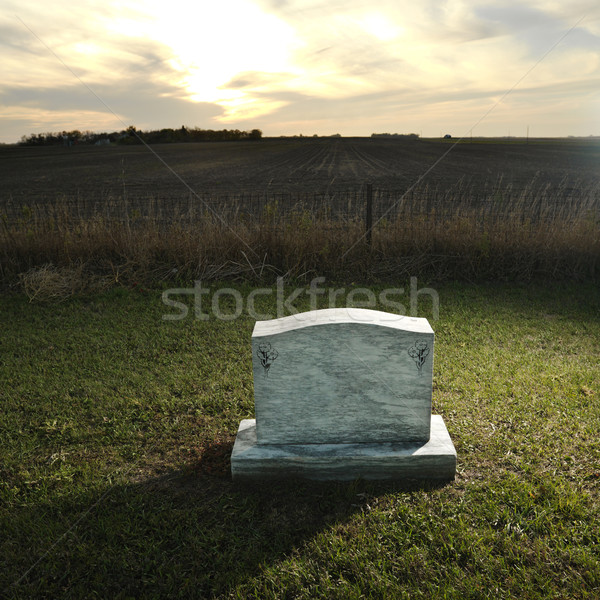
(408, 340), (430, 372)
(257, 342), (278, 377)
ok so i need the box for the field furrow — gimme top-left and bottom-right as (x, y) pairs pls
(1, 138), (598, 219)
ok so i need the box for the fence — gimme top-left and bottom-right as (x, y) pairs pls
(1, 181), (598, 235)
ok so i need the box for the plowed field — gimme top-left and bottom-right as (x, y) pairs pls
(1, 137), (599, 216)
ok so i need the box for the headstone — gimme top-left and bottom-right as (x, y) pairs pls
(231, 308), (456, 481)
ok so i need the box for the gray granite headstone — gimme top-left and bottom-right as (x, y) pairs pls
(231, 308), (456, 481)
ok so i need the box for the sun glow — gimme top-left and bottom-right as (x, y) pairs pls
(109, 0), (300, 120)
(73, 42), (102, 56)
(360, 13), (403, 41)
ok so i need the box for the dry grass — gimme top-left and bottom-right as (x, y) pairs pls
(1, 182), (599, 294)
(18, 263), (112, 302)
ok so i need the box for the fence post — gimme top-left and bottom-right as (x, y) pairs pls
(366, 183), (373, 246)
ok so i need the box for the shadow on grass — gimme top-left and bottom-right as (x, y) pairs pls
(6, 439), (449, 599)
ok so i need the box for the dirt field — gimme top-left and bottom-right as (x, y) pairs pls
(1, 137), (599, 221)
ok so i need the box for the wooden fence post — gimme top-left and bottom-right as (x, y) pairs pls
(366, 183), (373, 246)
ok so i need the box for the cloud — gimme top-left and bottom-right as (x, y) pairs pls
(244, 0), (600, 135)
(0, 79), (222, 140)
(0, 0), (599, 141)
(0, 2), (228, 140)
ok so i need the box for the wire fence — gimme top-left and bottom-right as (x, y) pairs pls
(2, 182), (599, 231)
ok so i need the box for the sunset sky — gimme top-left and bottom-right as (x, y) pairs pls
(1, 0), (599, 142)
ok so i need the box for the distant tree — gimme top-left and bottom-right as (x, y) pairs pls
(18, 125), (264, 146)
(371, 133), (419, 139)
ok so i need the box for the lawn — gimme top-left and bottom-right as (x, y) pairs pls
(1, 281), (599, 599)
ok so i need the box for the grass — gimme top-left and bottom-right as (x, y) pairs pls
(1, 281), (599, 598)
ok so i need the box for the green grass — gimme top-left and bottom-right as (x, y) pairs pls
(1, 282), (599, 599)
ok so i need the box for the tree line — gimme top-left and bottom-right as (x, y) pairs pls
(18, 125), (263, 147)
(370, 133), (419, 139)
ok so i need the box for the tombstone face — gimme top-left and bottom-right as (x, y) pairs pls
(252, 308), (434, 445)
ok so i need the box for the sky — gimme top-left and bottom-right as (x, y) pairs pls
(1, 0), (599, 142)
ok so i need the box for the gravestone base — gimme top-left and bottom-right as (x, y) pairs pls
(231, 415), (456, 482)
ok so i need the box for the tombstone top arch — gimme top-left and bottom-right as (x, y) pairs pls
(252, 308), (433, 337)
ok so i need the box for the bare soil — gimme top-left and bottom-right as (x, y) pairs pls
(1, 137), (599, 219)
